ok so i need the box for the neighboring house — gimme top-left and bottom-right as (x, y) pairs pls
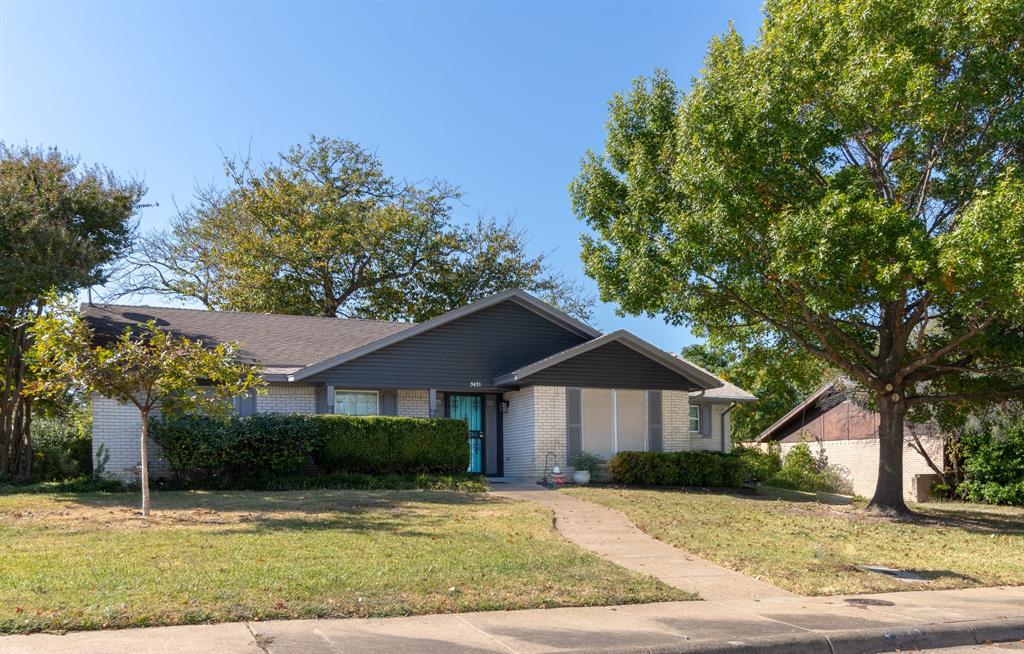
(755, 381), (945, 500)
(84, 289), (754, 481)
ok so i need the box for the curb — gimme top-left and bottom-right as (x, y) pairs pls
(556, 617), (1024, 654)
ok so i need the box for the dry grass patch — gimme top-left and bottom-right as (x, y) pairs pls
(0, 489), (686, 634)
(564, 487), (1024, 596)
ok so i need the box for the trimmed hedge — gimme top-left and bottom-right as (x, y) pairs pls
(608, 451), (745, 488)
(152, 414), (322, 483)
(152, 413), (470, 485)
(314, 415), (469, 474)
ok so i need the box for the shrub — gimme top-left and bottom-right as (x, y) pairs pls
(152, 414), (323, 484)
(0, 476), (128, 495)
(30, 408), (92, 482)
(734, 445), (782, 483)
(314, 415), (468, 474)
(572, 451), (604, 474)
(152, 413), (470, 484)
(957, 414), (1024, 506)
(231, 472), (488, 493)
(608, 451), (745, 487)
(767, 443), (852, 494)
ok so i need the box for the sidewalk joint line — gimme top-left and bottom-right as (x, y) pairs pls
(245, 622), (271, 654)
(453, 614), (521, 653)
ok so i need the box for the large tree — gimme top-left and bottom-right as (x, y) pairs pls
(571, 0), (1024, 513)
(0, 145), (141, 479)
(119, 136), (592, 322)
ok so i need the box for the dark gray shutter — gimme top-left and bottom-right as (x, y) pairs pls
(700, 404), (712, 438)
(316, 385), (329, 414)
(566, 387), (582, 464)
(647, 390), (662, 452)
(238, 391), (256, 417)
(380, 390), (397, 416)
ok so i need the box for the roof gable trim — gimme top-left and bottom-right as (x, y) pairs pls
(288, 289), (601, 381)
(755, 381), (838, 442)
(492, 330), (724, 390)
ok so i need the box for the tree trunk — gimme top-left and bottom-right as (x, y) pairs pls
(869, 392), (910, 515)
(139, 410), (151, 517)
(1, 319), (33, 480)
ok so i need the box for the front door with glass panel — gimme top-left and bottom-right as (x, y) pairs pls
(448, 394), (484, 474)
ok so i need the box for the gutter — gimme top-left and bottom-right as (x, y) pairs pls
(721, 402), (738, 451)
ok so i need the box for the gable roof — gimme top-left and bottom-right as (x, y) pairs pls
(81, 304), (413, 377)
(82, 290), (600, 382)
(492, 330), (724, 390)
(755, 381), (840, 442)
(680, 358), (757, 403)
(690, 379), (758, 403)
(288, 289), (600, 381)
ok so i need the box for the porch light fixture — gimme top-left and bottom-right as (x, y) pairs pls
(500, 399), (510, 413)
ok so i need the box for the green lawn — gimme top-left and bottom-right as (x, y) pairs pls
(564, 487), (1024, 596)
(0, 489), (687, 634)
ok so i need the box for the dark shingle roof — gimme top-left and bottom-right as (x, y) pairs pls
(81, 304), (413, 375)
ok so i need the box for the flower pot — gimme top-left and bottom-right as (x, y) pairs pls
(572, 470), (591, 485)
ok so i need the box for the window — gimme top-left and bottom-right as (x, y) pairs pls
(334, 390), (378, 416)
(580, 389), (647, 458)
(689, 405), (701, 433)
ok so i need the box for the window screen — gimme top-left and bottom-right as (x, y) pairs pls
(335, 391), (378, 416)
(616, 390), (645, 452)
(689, 405), (700, 432)
(581, 389), (615, 458)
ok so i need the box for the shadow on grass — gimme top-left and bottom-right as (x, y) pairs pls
(44, 487), (509, 537)
(582, 485), (1024, 536)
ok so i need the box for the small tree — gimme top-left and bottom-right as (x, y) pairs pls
(30, 301), (264, 515)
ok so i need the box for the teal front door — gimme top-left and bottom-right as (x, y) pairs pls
(448, 394), (484, 474)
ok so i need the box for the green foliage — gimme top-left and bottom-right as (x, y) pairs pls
(30, 300), (265, 419)
(571, 451), (604, 474)
(125, 136), (592, 322)
(734, 445), (782, 483)
(608, 451), (745, 488)
(767, 443), (853, 494)
(152, 414), (321, 484)
(957, 412), (1024, 505)
(0, 144), (142, 480)
(29, 299), (265, 514)
(571, 0), (1024, 510)
(152, 414), (470, 484)
(0, 144), (141, 313)
(315, 415), (469, 474)
(203, 472), (489, 493)
(681, 342), (834, 441)
(0, 475), (128, 495)
(30, 407), (91, 482)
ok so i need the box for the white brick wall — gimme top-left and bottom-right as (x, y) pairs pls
(91, 394), (171, 481)
(502, 387), (535, 478)
(664, 390), (700, 451)
(532, 385), (567, 476)
(256, 384), (317, 414)
(780, 436), (944, 500)
(397, 389), (429, 418)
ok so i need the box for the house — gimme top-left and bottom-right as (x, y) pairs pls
(755, 381), (945, 501)
(84, 290), (754, 481)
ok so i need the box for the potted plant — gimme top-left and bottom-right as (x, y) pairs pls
(572, 451), (602, 485)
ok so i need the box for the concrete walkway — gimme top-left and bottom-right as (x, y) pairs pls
(490, 484), (793, 600)
(3, 587), (1022, 654)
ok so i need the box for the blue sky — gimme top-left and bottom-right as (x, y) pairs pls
(0, 1), (762, 351)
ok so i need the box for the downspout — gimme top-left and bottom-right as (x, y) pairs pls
(721, 402), (738, 452)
